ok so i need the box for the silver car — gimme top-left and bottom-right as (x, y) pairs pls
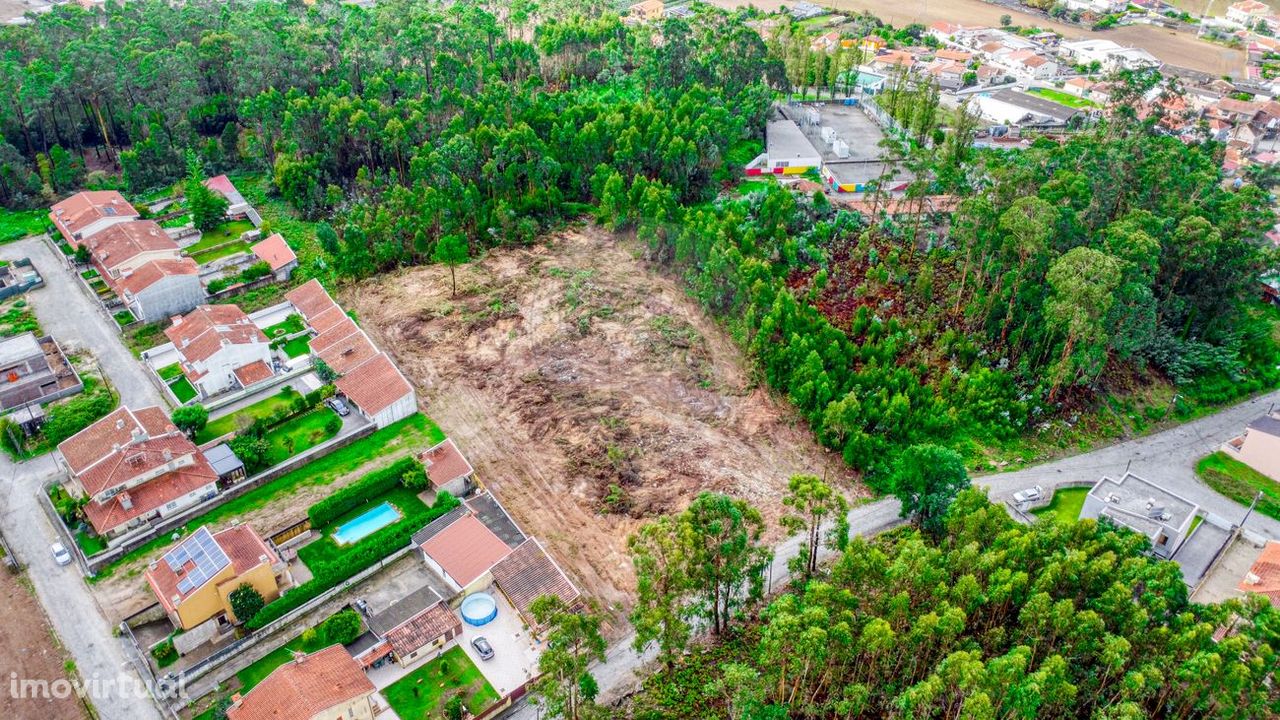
(471, 636), (494, 660)
(1012, 485), (1044, 504)
(51, 542), (72, 566)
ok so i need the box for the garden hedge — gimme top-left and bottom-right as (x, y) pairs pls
(247, 489), (459, 629)
(307, 456), (422, 528)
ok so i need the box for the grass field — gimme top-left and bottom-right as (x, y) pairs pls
(156, 363), (183, 381)
(91, 414), (443, 578)
(297, 485), (427, 568)
(1032, 487), (1089, 524)
(169, 376), (197, 403)
(113, 310), (134, 327)
(263, 314), (304, 339)
(191, 241), (251, 264)
(186, 220), (255, 254)
(198, 387), (302, 442)
(1196, 451), (1280, 522)
(279, 336), (311, 358)
(262, 409), (340, 466)
(0, 208), (48, 244)
(1028, 87), (1098, 108)
(383, 647), (499, 719)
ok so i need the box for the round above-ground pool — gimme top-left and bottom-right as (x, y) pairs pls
(461, 592), (498, 626)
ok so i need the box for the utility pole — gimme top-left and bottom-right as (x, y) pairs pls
(1239, 491), (1263, 528)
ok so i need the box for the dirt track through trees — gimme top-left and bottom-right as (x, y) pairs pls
(344, 227), (859, 619)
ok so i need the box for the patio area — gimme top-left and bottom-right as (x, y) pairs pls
(455, 585), (542, 697)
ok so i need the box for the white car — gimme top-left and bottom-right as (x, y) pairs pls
(51, 542), (72, 566)
(1012, 486), (1044, 504)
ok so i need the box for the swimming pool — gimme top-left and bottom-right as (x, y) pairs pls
(332, 502), (402, 545)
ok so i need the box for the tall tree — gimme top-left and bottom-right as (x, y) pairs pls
(780, 474), (848, 578)
(531, 595), (607, 720)
(889, 444), (968, 538)
(432, 233), (470, 297)
(628, 515), (691, 670)
(680, 492), (772, 635)
(184, 151), (229, 231)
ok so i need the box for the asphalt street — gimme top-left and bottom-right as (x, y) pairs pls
(0, 236), (164, 720)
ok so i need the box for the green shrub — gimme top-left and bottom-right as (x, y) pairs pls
(317, 609), (363, 646)
(150, 638), (177, 667)
(43, 390), (116, 447)
(248, 491), (459, 630)
(324, 415), (342, 436)
(307, 457), (422, 528)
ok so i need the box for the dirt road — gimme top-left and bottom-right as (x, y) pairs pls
(709, 0), (1244, 77)
(345, 227), (858, 618)
(0, 568), (89, 720)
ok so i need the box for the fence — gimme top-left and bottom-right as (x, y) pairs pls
(269, 518), (312, 546)
(80, 421), (375, 574)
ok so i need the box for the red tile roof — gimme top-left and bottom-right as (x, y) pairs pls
(315, 330), (378, 375)
(233, 360), (274, 388)
(420, 514), (511, 587)
(48, 191), (138, 245)
(335, 353), (414, 417)
(490, 538), (581, 632)
(82, 454), (218, 535)
(76, 432), (201, 497)
(284, 279), (337, 319)
(57, 406), (175, 475)
(309, 316), (360, 354)
(305, 304), (348, 335)
(85, 221), (179, 272)
(165, 305), (267, 367)
(250, 233), (297, 272)
(420, 439), (474, 490)
(226, 645), (375, 720)
(1239, 541), (1280, 608)
(384, 602), (461, 657)
(117, 257), (200, 297)
(203, 174), (238, 198)
(145, 524), (276, 613)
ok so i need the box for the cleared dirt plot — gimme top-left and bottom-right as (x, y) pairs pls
(344, 227), (859, 615)
(0, 570), (87, 720)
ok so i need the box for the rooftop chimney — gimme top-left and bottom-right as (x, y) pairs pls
(116, 418), (125, 430)
(119, 492), (133, 510)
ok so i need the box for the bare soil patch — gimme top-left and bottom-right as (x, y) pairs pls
(0, 569), (88, 720)
(343, 226), (859, 616)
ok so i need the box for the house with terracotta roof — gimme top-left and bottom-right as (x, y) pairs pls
(490, 538), (582, 637)
(284, 280), (417, 427)
(1227, 0), (1270, 26)
(144, 524), (286, 631)
(165, 304), (274, 399)
(419, 438), (475, 497)
(1223, 412), (1280, 481)
(626, 0), (663, 22)
(203, 175), (251, 217)
(249, 233), (298, 281)
(119, 257), (204, 323)
(48, 191), (139, 247)
(57, 406), (219, 537)
(414, 510), (513, 594)
(225, 645), (376, 720)
(359, 586), (462, 670)
(83, 221), (181, 281)
(1238, 541), (1280, 607)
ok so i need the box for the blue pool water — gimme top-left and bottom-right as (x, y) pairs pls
(332, 502), (401, 545)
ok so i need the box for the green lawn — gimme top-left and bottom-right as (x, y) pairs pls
(1196, 451), (1280, 522)
(0, 299), (41, 337)
(80, 268), (99, 280)
(236, 639), (306, 692)
(279, 336), (311, 359)
(186, 220), (256, 253)
(158, 213), (192, 229)
(113, 310), (134, 327)
(169, 376), (197, 403)
(264, 315), (304, 340)
(191, 241), (251, 264)
(0, 208), (48, 244)
(156, 363), (183, 381)
(1032, 487), (1089, 524)
(298, 485), (427, 568)
(1028, 87), (1098, 109)
(74, 528), (108, 556)
(90, 414), (443, 579)
(262, 409), (341, 466)
(197, 387), (302, 443)
(383, 647), (499, 719)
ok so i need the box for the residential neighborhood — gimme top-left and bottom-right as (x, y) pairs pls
(1, 1), (1280, 720)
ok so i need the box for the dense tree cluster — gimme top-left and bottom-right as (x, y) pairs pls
(626, 490), (1280, 719)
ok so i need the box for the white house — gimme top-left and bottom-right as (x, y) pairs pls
(1059, 39), (1160, 71)
(164, 304), (274, 399)
(1079, 472), (1200, 559)
(1227, 0), (1270, 27)
(746, 109), (822, 176)
(120, 258), (205, 323)
(49, 191), (139, 247)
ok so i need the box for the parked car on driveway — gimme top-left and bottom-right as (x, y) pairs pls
(1012, 485), (1044, 504)
(51, 542), (72, 566)
(472, 636), (494, 660)
(327, 397), (350, 416)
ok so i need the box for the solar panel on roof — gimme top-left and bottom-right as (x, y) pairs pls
(161, 527), (230, 595)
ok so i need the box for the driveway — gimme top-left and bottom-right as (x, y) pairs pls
(0, 236), (166, 410)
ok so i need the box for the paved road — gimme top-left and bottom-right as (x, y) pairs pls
(0, 238), (164, 720)
(980, 390), (1280, 540)
(0, 236), (166, 409)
